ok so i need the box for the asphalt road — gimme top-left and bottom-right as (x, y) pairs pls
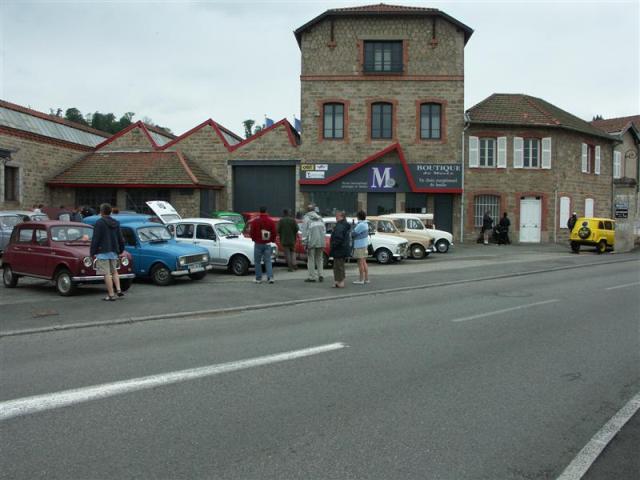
(1, 252), (638, 479)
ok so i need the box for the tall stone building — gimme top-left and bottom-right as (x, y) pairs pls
(295, 4), (473, 237)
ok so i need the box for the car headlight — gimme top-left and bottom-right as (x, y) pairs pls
(179, 257), (186, 266)
(83, 256), (93, 268)
(120, 257), (130, 267)
(202, 254), (208, 263)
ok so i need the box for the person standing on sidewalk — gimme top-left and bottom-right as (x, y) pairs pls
(351, 210), (370, 284)
(567, 212), (578, 232)
(330, 211), (351, 288)
(301, 204), (326, 283)
(498, 212), (511, 245)
(249, 206), (277, 284)
(90, 203), (126, 301)
(277, 209), (299, 272)
(482, 211), (493, 245)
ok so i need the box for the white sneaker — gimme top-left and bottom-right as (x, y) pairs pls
(253, 279), (262, 284)
(353, 280), (365, 285)
(364, 280), (370, 284)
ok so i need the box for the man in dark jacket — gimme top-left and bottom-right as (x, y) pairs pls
(567, 212), (578, 232)
(329, 211), (351, 288)
(498, 212), (511, 245)
(249, 206), (277, 284)
(277, 209), (299, 272)
(482, 211), (493, 245)
(90, 203), (126, 301)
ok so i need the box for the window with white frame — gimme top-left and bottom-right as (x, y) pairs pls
(523, 138), (540, 168)
(613, 151), (622, 179)
(559, 196), (570, 228)
(585, 198), (594, 218)
(474, 195), (500, 227)
(479, 138), (495, 167)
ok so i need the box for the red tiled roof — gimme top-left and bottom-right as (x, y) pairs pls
(591, 115), (640, 134)
(47, 151), (222, 188)
(467, 93), (615, 140)
(294, 3), (473, 46)
(0, 99), (110, 137)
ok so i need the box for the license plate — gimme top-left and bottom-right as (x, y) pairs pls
(189, 266), (205, 273)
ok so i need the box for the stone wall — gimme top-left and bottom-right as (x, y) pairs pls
(97, 127), (156, 152)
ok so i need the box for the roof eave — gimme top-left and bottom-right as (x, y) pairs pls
(467, 120), (618, 142)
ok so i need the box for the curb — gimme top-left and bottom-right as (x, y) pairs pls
(1, 257), (636, 338)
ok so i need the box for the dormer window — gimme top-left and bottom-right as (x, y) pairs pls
(364, 41), (403, 73)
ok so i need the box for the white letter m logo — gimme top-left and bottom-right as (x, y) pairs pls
(370, 167), (394, 188)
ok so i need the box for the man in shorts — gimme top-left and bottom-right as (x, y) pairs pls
(90, 203), (126, 301)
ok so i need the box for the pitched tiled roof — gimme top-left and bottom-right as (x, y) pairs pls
(591, 115), (640, 135)
(467, 94), (615, 140)
(48, 151), (222, 188)
(294, 3), (473, 46)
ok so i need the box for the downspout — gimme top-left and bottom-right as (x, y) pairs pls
(461, 113), (470, 243)
(553, 189), (557, 244)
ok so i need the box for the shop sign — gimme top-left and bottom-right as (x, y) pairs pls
(614, 201), (629, 219)
(408, 164), (462, 189)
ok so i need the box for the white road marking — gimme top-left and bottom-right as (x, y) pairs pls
(451, 299), (560, 323)
(0, 342), (347, 421)
(605, 281), (640, 291)
(556, 391), (640, 480)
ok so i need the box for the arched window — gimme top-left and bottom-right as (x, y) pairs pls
(371, 102), (393, 139)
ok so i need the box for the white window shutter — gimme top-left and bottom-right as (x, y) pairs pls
(469, 136), (479, 168)
(585, 198), (594, 218)
(513, 137), (524, 168)
(541, 137), (552, 169)
(594, 146), (601, 175)
(497, 137), (507, 168)
(581, 143), (588, 173)
(559, 196), (570, 228)
(613, 151), (622, 178)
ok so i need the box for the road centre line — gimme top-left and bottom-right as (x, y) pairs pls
(0, 342), (347, 422)
(451, 299), (560, 323)
(605, 281), (640, 290)
(556, 391), (640, 480)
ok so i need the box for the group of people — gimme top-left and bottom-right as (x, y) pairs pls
(249, 204), (370, 288)
(480, 211), (511, 245)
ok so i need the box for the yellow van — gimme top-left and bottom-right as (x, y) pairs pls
(569, 217), (615, 253)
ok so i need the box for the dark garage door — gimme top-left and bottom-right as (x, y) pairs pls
(233, 166), (296, 215)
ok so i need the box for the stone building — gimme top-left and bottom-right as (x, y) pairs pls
(295, 3), (473, 237)
(464, 94), (616, 244)
(591, 115), (640, 250)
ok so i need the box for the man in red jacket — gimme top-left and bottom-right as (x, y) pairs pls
(249, 206), (277, 283)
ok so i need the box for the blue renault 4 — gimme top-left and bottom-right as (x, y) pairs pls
(84, 215), (211, 285)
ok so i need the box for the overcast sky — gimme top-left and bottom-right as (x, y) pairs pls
(1, 0), (638, 137)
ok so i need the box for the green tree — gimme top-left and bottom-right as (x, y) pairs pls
(242, 119), (255, 139)
(117, 111), (135, 131)
(592, 114), (604, 121)
(64, 108), (88, 125)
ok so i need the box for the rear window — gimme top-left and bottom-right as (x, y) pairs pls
(51, 226), (93, 242)
(17, 228), (34, 243)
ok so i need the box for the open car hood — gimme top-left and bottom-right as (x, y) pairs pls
(146, 201), (182, 224)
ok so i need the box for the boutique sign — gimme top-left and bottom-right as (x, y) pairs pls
(408, 164), (462, 189)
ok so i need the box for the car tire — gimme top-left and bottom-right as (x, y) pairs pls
(570, 241), (580, 253)
(375, 248), (392, 265)
(578, 227), (591, 240)
(189, 271), (207, 280)
(55, 268), (77, 296)
(2, 265), (18, 288)
(229, 255), (249, 276)
(435, 239), (450, 253)
(119, 279), (132, 292)
(597, 240), (607, 254)
(151, 264), (173, 286)
(410, 244), (426, 259)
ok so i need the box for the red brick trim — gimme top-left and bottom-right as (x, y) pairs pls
(414, 98), (448, 144)
(301, 74), (464, 82)
(317, 99), (350, 144)
(0, 125), (93, 152)
(466, 191), (504, 231)
(47, 183), (222, 190)
(176, 150), (199, 185)
(514, 192), (548, 233)
(357, 40), (364, 74)
(366, 99), (398, 144)
(403, 40), (409, 73)
(228, 119), (299, 152)
(161, 119), (226, 151)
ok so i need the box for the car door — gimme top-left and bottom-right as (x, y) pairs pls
(195, 223), (219, 264)
(604, 220), (615, 245)
(10, 226), (36, 275)
(174, 223), (196, 247)
(31, 227), (52, 277)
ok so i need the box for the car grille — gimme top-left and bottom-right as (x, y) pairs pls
(183, 254), (205, 265)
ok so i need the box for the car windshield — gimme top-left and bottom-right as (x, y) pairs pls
(0, 216), (22, 229)
(216, 223), (241, 237)
(51, 226), (93, 242)
(138, 226), (172, 242)
(222, 214), (243, 224)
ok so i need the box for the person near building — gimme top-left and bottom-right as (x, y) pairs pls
(33, 204), (43, 213)
(249, 206), (277, 284)
(482, 211), (493, 245)
(277, 209), (299, 272)
(70, 206), (83, 222)
(90, 203), (126, 301)
(351, 210), (370, 284)
(567, 212), (578, 232)
(301, 204), (326, 283)
(330, 210), (351, 288)
(498, 212), (511, 245)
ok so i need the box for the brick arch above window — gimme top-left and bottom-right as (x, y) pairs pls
(466, 191), (504, 230)
(366, 99), (398, 143)
(415, 99), (447, 144)
(317, 99), (350, 143)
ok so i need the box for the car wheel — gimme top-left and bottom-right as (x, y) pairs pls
(55, 268), (77, 296)
(597, 240), (607, 254)
(230, 255), (249, 276)
(435, 239), (450, 253)
(375, 248), (392, 265)
(119, 279), (132, 292)
(570, 241), (580, 253)
(189, 271), (207, 280)
(410, 244), (426, 259)
(151, 264), (173, 286)
(2, 265), (18, 288)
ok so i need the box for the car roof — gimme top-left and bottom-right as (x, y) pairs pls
(120, 221), (166, 229)
(1, 210), (48, 216)
(15, 220), (89, 228)
(579, 217), (615, 221)
(169, 218), (234, 225)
